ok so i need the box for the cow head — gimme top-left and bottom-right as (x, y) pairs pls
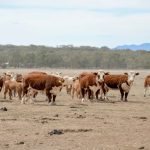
(124, 71), (139, 84)
(63, 75), (78, 86)
(97, 70), (109, 83)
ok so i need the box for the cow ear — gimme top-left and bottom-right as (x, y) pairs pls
(135, 72), (139, 76)
(93, 72), (98, 75)
(124, 72), (128, 75)
(105, 72), (110, 75)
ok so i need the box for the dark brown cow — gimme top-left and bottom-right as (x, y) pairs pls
(22, 73), (64, 105)
(103, 71), (139, 101)
(25, 71), (48, 98)
(144, 75), (150, 97)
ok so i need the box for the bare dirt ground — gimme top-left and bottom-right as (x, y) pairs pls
(0, 68), (150, 150)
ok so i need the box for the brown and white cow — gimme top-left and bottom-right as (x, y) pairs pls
(79, 70), (108, 102)
(25, 71), (48, 99)
(21, 73), (64, 105)
(103, 71), (139, 101)
(144, 75), (150, 97)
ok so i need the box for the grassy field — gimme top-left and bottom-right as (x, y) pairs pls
(0, 68), (150, 150)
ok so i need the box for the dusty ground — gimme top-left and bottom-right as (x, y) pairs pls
(0, 68), (150, 150)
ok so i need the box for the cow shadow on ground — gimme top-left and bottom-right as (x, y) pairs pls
(0, 99), (13, 103)
(90, 99), (117, 104)
(34, 103), (66, 107)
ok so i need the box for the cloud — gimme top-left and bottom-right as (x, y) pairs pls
(0, 0), (150, 47)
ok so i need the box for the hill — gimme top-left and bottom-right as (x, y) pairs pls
(115, 43), (150, 51)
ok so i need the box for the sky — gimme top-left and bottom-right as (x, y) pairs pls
(0, 0), (150, 48)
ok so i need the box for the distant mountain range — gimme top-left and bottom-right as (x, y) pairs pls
(114, 43), (150, 51)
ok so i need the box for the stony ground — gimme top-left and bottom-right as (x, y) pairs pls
(0, 69), (150, 150)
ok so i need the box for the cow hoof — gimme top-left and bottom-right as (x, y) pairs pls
(104, 97), (109, 101)
(81, 98), (85, 103)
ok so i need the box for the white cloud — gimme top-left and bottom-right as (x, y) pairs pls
(0, 0), (150, 47)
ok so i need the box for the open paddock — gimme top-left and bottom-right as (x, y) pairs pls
(0, 68), (150, 150)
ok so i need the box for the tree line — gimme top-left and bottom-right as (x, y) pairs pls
(0, 44), (149, 69)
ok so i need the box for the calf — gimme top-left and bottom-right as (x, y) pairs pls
(4, 80), (23, 100)
(104, 71), (139, 101)
(144, 75), (150, 97)
(63, 75), (77, 95)
(3, 73), (23, 100)
(71, 78), (81, 99)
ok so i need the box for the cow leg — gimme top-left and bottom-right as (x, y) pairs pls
(102, 88), (109, 100)
(96, 89), (100, 100)
(13, 89), (16, 97)
(18, 91), (22, 100)
(99, 89), (103, 100)
(52, 95), (56, 105)
(22, 85), (28, 97)
(81, 88), (85, 102)
(124, 92), (129, 102)
(9, 89), (12, 100)
(88, 89), (92, 100)
(46, 90), (52, 103)
(119, 86), (124, 101)
(101, 83), (109, 100)
(71, 88), (75, 99)
(17, 87), (22, 100)
(21, 86), (28, 104)
(4, 88), (8, 99)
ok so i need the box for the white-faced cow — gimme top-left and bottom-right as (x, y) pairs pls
(103, 71), (139, 101)
(22, 73), (64, 105)
(79, 70), (108, 102)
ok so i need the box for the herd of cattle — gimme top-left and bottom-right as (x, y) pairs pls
(0, 70), (150, 105)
